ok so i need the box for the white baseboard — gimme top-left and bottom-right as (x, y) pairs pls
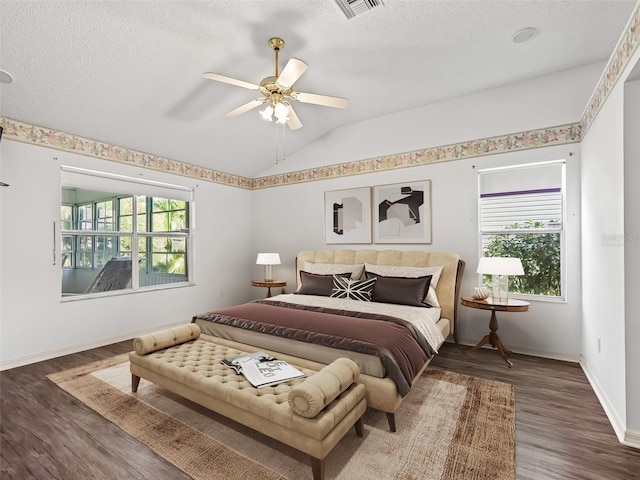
(580, 360), (640, 449)
(623, 429), (640, 449)
(0, 320), (187, 371)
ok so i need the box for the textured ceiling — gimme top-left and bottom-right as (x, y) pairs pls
(0, 1), (637, 178)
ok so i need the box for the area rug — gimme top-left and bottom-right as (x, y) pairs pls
(48, 355), (515, 480)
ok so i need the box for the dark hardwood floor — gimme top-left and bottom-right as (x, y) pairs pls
(1, 340), (639, 479)
(430, 344), (640, 480)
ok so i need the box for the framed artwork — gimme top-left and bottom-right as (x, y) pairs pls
(324, 187), (372, 244)
(373, 180), (432, 244)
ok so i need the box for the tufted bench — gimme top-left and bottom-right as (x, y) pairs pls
(129, 324), (366, 480)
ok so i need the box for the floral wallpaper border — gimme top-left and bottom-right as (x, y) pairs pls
(581, 2), (640, 134)
(0, 117), (582, 190)
(0, 117), (252, 189)
(1, 3), (637, 190)
(252, 123), (582, 188)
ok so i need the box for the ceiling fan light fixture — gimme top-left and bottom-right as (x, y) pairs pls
(274, 102), (289, 123)
(260, 104), (275, 121)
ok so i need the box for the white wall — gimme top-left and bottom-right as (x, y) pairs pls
(251, 65), (592, 360)
(580, 47), (640, 444)
(580, 86), (627, 426)
(0, 141), (253, 369)
(624, 76), (640, 438)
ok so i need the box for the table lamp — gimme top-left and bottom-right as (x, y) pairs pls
(256, 253), (281, 281)
(476, 257), (524, 303)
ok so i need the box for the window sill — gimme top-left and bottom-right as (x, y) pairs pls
(508, 293), (567, 304)
(60, 281), (194, 302)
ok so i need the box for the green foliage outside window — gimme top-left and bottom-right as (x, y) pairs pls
(149, 198), (187, 275)
(483, 220), (561, 296)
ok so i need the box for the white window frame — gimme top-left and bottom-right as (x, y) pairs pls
(478, 160), (566, 302)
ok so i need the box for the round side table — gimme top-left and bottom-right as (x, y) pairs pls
(251, 279), (286, 298)
(461, 296), (529, 367)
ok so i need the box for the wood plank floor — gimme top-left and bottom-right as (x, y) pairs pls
(1, 340), (639, 479)
(430, 344), (640, 480)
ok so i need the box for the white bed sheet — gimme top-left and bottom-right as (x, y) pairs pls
(271, 294), (445, 353)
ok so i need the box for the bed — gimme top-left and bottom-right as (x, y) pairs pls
(193, 249), (464, 431)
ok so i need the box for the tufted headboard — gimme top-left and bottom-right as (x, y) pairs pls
(296, 250), (465, 339)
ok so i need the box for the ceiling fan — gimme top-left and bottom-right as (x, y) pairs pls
(203, 37), (348, 130)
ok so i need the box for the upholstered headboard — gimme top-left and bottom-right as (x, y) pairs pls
(296, 250), (465, 338)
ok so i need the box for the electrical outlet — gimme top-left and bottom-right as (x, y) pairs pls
(597, 337), (601, 354)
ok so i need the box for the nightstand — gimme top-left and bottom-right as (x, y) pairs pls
(251, 279), (286, 298)
(461, 296), (529, 367)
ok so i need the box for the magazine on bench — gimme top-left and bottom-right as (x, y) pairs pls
(221, 351), (306, 388)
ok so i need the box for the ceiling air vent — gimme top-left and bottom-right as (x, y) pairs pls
(335, 0), (384, 19)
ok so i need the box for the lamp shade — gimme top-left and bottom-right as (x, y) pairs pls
(477, 257), (524, 276)
(256, 253), (281, 265)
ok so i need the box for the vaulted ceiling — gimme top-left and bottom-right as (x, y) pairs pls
(0, 1), (637, 178)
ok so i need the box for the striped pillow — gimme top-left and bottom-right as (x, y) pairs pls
(330, 275), (376, 302)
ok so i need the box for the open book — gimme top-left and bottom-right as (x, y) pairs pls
(221, 351), (306, 388)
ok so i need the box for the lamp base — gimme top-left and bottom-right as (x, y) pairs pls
(491, 274), (509, 304)
(264, 264), (273, 282)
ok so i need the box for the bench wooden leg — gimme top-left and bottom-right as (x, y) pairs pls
(354, 416), (364, 437)
(132, 374), (141, 393)
(386, 412), (397, 432)
(311, 456), (324, 480)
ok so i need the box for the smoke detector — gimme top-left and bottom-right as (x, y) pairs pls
(335, 0), (384, 19)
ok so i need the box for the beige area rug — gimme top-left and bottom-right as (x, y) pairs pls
(48, 355), (515, 480)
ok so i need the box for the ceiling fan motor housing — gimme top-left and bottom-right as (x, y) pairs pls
(260, 76), (293, 99)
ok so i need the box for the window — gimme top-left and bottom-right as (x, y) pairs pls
(478, 161), (565, 299)
(60, 205), (74, 268)
(60, 167), (193, 297)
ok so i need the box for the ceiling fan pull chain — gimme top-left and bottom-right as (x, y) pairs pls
(275, 122), (279, 164)
(274, 122), (286, 165)
(282, 123), (286, 163)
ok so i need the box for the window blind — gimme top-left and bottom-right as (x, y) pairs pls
(479, 161), (564, 233)
(480, 189), (563, 232)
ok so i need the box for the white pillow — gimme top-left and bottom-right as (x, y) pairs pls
(303, 261), (365, 280)
(364, 263), (444, 307)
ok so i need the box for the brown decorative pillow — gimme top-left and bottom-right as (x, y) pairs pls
(296, 271), (352, 297)
(365, 263), (443, 307)
(365, 272), (433, 307)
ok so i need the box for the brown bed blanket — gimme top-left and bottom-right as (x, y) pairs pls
(193, 299), (434, 396)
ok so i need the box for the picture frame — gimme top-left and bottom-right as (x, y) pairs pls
(373, 180), (432, 244)
(324, 187), (372, 244)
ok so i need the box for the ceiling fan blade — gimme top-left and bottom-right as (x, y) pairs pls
(276, 58), (309, 89)
(223, 98), (265, 118)
(203, 72), (260, 91)
(292, 91), (349, 109)
(286, 104), (303, 130)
